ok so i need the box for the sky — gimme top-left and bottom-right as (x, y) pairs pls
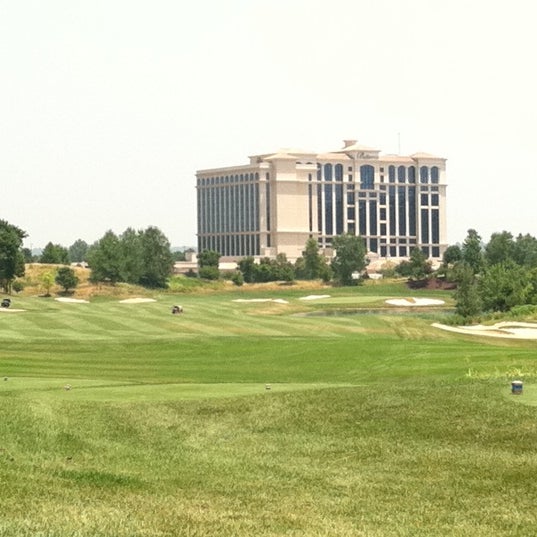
(1, 0), (536, 250)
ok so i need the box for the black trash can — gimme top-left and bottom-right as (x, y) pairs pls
(511, 380), (523, 395)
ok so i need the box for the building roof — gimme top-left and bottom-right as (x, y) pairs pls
(316, 152), (351, 160)
(410, 152), (445, 161)
(262, 152), (301, 161)
(381, 154), (415, 163)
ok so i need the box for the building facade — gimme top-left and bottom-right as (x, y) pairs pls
(196, 140), (447, 262)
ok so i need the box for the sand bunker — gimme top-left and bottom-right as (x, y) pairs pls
(232, 298), (289, 304)
(386, 297), (445, 307)
(119, 298), (157, 304)
(55, 297), (89, 304)
(433, 321), (537, 340)
(0, 308), (25, 313)
(300, 295), (331, 301)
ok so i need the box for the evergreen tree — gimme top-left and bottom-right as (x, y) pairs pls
(461, 229), (484, 275)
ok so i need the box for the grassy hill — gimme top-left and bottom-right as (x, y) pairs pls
(1, 279), (537, 536)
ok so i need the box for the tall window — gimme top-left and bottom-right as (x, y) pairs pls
(420, 166), (429, 184)
(324, 163), (333, 181)
(408, 166), (416, 184)
(360, 165), (375, 189)
(398, 186), (406, 235)
(335, 164), (343, 182)
(388, 166), (395, 183)
(431, 166), (439, 184)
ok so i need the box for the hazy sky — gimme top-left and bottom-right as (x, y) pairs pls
(1, 0), (535, 249)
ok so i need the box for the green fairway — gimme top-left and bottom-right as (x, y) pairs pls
(2, 282), (537, 536)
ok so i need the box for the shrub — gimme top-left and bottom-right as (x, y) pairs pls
(231, 272), (244, 286)
(11, 281), (24, 293)
(198, 266), (220, 280)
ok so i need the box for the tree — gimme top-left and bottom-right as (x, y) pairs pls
(68, 239), (89, 263)
(479, 262), (532, 313)
(87, 231), (123, 284)
(198, 250), (220, 268)
(442, 244), (462, 265)
(513, 234), (537, 267)
(484, 231), (515, 266)
(40, 271), (55, 297)
(273, 253), (295, 282)
(22, 247), (35, 263)
(301, 238), (324, 280)
(237, 256), (256, 283)
(0, 220), (27, 293)
(55, 266), (79, 293)
(453, 263), (482, 318)
(40, 242), (69, 264)
(137, 226), (174, 288)
(396, 248), (432, 281)
(119, 227), (143, 284)
(198, 249), (220, 280)
(331, 234), (368, 286)
(461, 229), (484, 275)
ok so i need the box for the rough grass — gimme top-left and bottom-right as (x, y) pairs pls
(1, 281), (537, 536)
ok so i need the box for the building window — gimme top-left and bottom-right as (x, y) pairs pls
(324, 163), (333, 181)
(335, 164), (343, 182)
(388, 166), (395, 183)
(398, 186), (406, 235)
(360, 165), (375, 189)
(431, 166), (439, 184)
(398, 166), (406, 183)
(420, 166), (429, 184)
(408, 166), (416, 184)
(421, 209), (429, 243)
(432, 209), (439, 244)
(359, 200), (367, 235)
(369, 201), (377, 235)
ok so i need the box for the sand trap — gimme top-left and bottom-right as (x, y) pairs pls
(433, 321), (537, 339)
(300, 295), (331, 301)
(232, 298), (289, 304)
(0, 308), (25, 313)
(386, 297), (445, 307)
(119, 298), (157, 304)
(55, 297), (89, 304)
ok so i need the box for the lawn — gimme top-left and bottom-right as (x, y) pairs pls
(1, 281), (537, 536)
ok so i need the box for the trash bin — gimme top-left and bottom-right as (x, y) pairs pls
(511, 380), (523, 395)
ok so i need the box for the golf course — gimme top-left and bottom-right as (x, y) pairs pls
(2, 279), (537, 536)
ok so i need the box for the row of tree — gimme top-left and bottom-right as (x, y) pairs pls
(0, 219), (176, 292)
(87, 227), (174, 288)
(443, 230), (537, 318)
(199, 234), (369, 286)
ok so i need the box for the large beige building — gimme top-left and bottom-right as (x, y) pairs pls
(196, 139), (447, 262)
